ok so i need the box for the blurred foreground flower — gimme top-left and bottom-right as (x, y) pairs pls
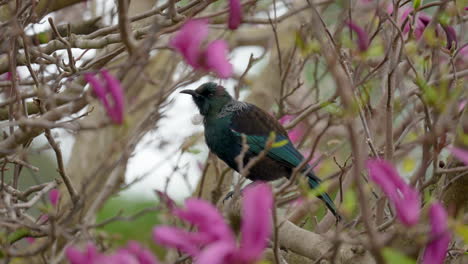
(279, 115), (304, 144)
(170, 19), (233, 78)
(66, 241), (159, 264)
(422, 202), (451, 264)
(392, 6), (457, 49)
(449, 146), (468, 165)
(153, 183), (273, 264)
(228, 0), (242, 30)
(84, 70), (125, 124)
(366, 159), (421, 226)
(25, 237), (35, 244)
(48, 189), (60, 207)
(346, 21), (370, 52)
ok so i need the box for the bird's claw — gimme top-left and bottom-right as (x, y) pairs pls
(222, 191), (234, 204)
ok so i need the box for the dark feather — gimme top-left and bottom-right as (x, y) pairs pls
(229, 104), (340, 218)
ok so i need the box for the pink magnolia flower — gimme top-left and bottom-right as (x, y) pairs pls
(228, 0), (242, 30)
(170, 19), (233, 78)
(441, 25), (457, 49)
(66, 243), (102, 264)
(38, 214), (49, 224)
(49, 189), (60, 207)
(1, 71), (21, 81)
(458, 99), (467, 113)
(279, 115), (304, 144)
(366, 159), (421, 226)
(394, 6), (457, 48)
(25, 237), (35, 244)
(154, 197), (235, 255)
(115, 241), (160, 264)
(84, 70), (125, 124)
(153, 183), (273, 264)
(203, 40), (232, 78)
(389, 6), (429, 40)
(170, 19), (208, 68)
(422, 202), (451, 264)
(66, 241), (159, 264)
(346, 21), (370, 51)
(449, 147), (468, 165)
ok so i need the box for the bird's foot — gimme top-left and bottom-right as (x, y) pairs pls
(222, 191), (235, 204)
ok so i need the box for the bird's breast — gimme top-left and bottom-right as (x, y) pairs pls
(204, 123), (241, 170)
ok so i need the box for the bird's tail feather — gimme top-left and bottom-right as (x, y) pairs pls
(307, 172), (341, 221)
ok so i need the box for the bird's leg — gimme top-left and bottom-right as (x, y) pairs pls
(222, 181), (263, 203)
(222, 190), (235, 203)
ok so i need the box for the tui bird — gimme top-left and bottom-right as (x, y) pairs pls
(181, 82), (340, 219)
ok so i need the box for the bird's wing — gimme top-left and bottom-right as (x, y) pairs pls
(230, 103), (340, 220)
(229, 103), (305, 168)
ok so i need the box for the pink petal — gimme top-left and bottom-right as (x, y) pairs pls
(449, 147), (468, 166)
(239, 183), (273, 262)
(194, 241), (236, 264)
(442, 26), (457, 50)
(38, 214), (49, 224)
(152, 226), (202, 256)
(414, 12), (432, 39)
(228, 0), (242, 30)
(422, 202), (451, 264)
(84, 73), (112, 114)
(84, 73), (109, 108)
(203, 40), (233, 79)
(418, 12), (432, 26)
(393, 187), (421, 227)
(48, 189), (60, 207)
(400, 7), (414, 35)
(346, 21), (370, 51)
(279, 115), (304, 144)
(458, 100), (467, 113)
(101, 70), (125, 124)
(288, 127), (303, 144)
(25, 237), (35, 244)
(170, 19), (209, 67)
(65, 244), (101, 264)
(366, 159), (421, 226)
(85, 71), (125, 125)
(278, 115), (294, 125)
(121, 241), (159, 264)
(174, 198), (235, 242)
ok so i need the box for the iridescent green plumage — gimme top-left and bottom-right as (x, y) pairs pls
(181, 82), (340, 219)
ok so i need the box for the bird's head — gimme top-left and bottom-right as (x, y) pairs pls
(180, 82), (232, 116)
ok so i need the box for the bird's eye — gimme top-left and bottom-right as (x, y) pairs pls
(207, 92), (214, 97)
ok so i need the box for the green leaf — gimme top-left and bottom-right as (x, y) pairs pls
(437, 12), (451, 26)
(454, 223), (468, 244)
(364, 43), (384, 58)
(187, 148), (201, 154)
(7, 227), (31, 244)
(413, 0), (421, 9)
(272, 139), (289, 148)
(37, 32), (49, 44)
(343, 189), (357, 215)
(382, 248), (416, 264)
(324, 103), (343, 116)
(402, 157), (416, 173)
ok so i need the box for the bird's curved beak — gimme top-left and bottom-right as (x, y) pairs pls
(180, 89), (198, 96)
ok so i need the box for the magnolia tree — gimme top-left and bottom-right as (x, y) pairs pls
(0, 0), (467, 263)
